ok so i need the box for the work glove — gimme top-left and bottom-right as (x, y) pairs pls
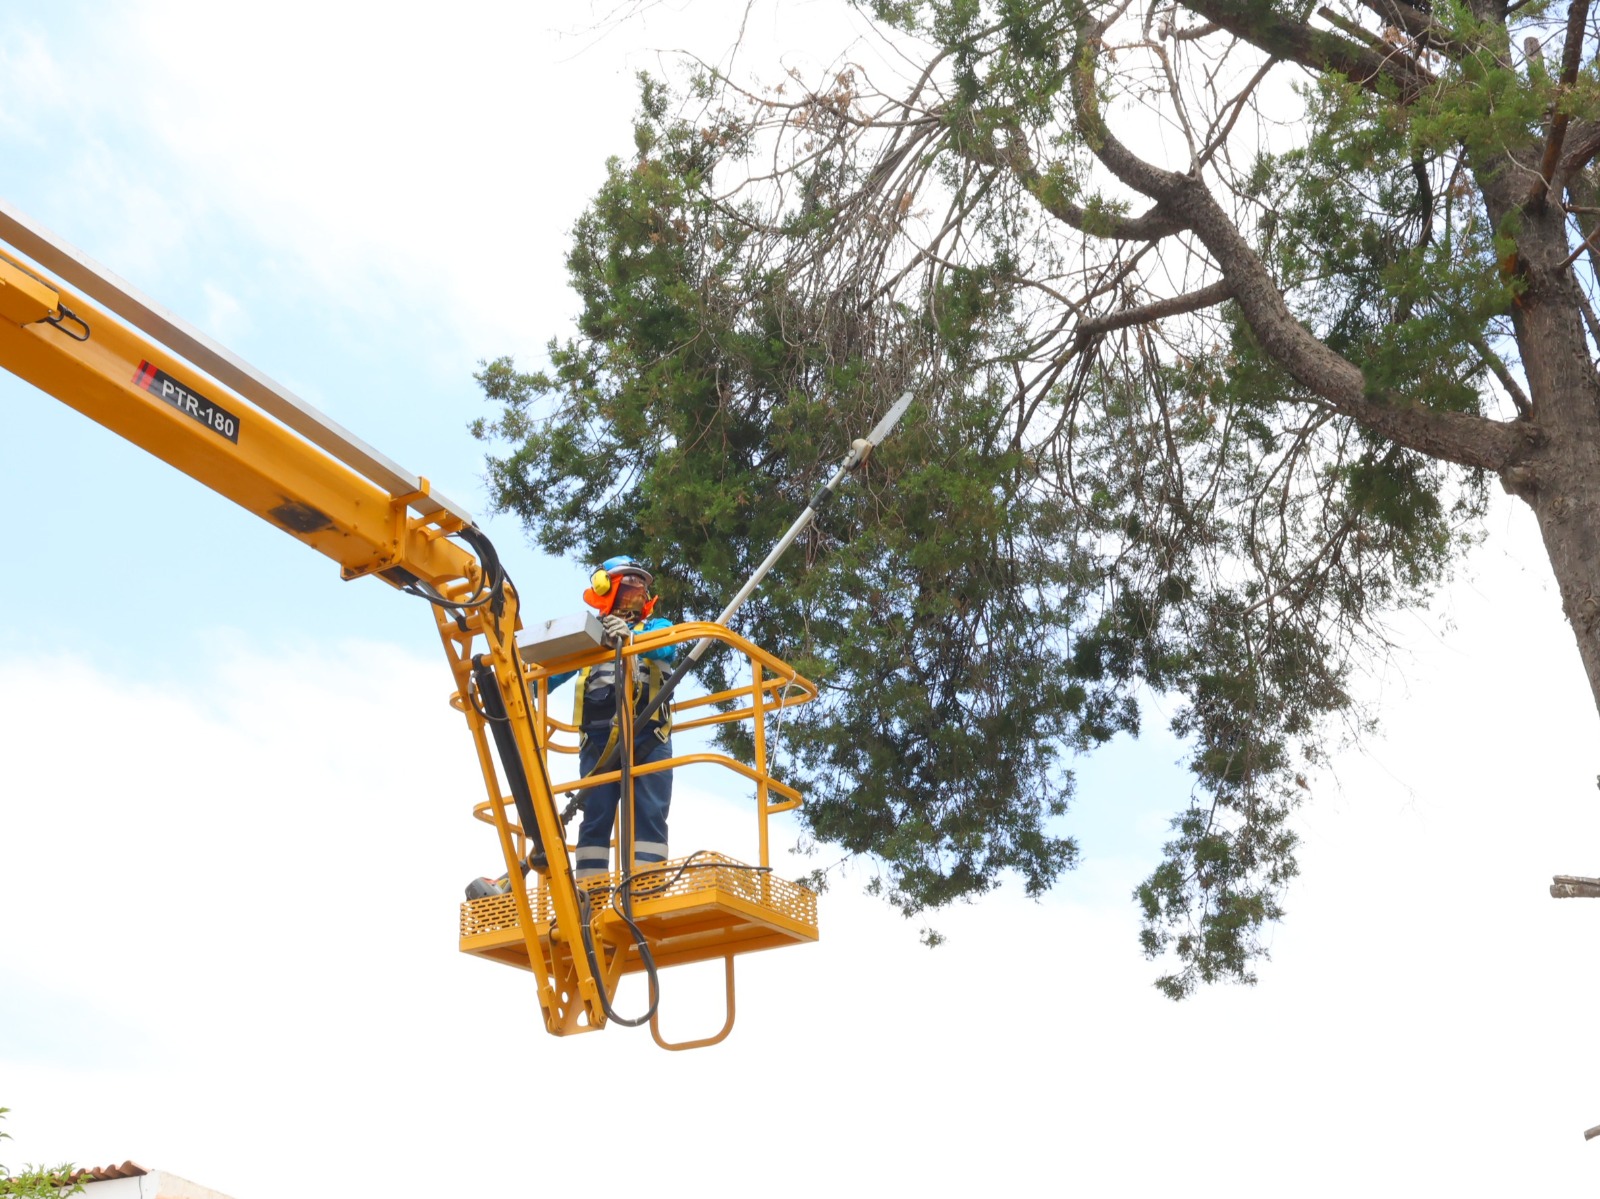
(601, 614), (632, 643)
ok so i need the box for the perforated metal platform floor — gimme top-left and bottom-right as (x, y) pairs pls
(459, 852), (819, 973)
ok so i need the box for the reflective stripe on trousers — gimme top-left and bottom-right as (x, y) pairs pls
(574, 845), (610, 881)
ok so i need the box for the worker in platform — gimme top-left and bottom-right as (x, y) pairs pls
(549, 555), (678, 881)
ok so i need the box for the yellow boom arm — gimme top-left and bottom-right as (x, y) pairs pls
(0, 205), (478, 592)
(0, 199), (613, 1034)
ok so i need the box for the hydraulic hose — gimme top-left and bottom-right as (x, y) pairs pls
(575, 632), (660, 1028)
(616, 637), (635, 920)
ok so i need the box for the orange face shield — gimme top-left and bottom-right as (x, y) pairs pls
(582, 571), (658, 619)
(611, 576), (652, 619)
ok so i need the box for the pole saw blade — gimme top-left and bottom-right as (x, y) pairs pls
(865, 391), (913, 447)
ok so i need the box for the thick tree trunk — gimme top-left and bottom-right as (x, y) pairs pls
(1501, 207), (1600, 713)
(1521, 433), (1600, 709)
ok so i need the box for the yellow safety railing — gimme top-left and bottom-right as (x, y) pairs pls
(460, 621), (818, 879)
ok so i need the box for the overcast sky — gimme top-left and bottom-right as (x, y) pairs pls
(2, 4), (1598, 1196)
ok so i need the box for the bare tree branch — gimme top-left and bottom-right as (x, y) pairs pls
(1078, 280), (1234, 337)
(1472, 334), (1534, 417)
(954, 116), (1188, 241)
(1068, 15), (1532, 471)
(1556, 121), (1600, 189)
(1354, 0), (1466, 56)
(1181, 0), (1435, 101)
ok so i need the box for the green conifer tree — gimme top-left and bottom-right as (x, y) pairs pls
(476, 0), (1600, 994)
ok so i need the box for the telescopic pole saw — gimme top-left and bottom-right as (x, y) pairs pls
(595, 390), (914, 773)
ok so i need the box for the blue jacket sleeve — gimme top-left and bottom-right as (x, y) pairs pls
(637, 616), (677, 661)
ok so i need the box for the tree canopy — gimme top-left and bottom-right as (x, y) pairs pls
(474, 0), (1600, 996)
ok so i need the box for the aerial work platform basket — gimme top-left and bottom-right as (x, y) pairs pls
(459, 852), (819, 973)
(454, 623), (819, 1048)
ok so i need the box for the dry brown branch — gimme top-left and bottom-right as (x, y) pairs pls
(1530, 0), (1592, 210)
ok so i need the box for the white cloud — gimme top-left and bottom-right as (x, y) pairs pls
(2, 497), (1598, 1196)
(1, 1), (896, 368)
(0, 25), (66, 142)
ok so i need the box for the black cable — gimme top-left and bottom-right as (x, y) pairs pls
(572, 633), (662, 1028)
(616, 637), (635, 922)
(458, 524), (509, 623)
(402, 524), (505, 612)
(576, 886), (660, 1028)
(500, 615), (660, 1027)
(578, 854), (770, 1027)
(404, 579), (493, 610)
(615, 851), (770, 907)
